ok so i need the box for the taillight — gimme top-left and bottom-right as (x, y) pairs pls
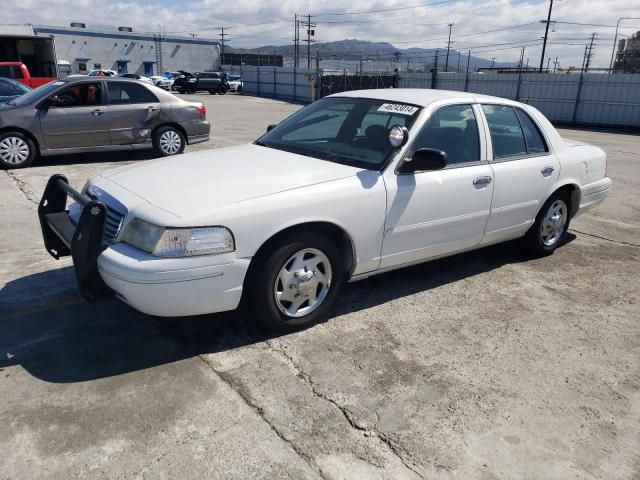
(197, 104), (206, 119)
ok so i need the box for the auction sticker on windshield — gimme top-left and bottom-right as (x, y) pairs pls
(377, 103), (419, 115)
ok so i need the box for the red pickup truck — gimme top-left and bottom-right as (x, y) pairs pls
(0, 62), (57, 89)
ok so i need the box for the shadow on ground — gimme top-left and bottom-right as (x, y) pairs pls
(0, 237), (574, 384)
(30, 149), (157, 168)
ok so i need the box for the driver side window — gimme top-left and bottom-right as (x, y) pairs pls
(52, 82), (103, 108)
(411, 105), (480, 166)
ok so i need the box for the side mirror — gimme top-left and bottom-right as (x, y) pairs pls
(267, 124), (277, 132)
(399, 148), (448, 173)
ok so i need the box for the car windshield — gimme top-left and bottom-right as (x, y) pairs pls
(9, 81), (63, 106)
(257, 97), (421, 170)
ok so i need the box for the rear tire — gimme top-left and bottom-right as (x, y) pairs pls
(0, 132), (36, 169)
(152, 126), (185, 157)
(523, 191), (571, 256)
(244, 232), (344, 332)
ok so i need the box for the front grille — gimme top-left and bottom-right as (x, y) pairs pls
(86, 187), (127, 243)
(103, 207), (125, 242)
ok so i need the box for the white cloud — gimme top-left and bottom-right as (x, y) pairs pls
(3, 0), (639, 68)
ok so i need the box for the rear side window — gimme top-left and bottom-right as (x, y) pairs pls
(0, 65), (23, 79)
(108, 82), (157, 104)
(515, 109), (548, 154)
(482, 105), (527, 159)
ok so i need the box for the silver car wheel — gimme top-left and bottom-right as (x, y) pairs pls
(0, 136), (30, 165)
(274, 248), (332, 318)
(540, 199), (567, 247)
(159, 130), (182, 155)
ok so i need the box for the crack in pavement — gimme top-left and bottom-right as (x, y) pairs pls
(5, 171), (39, 205)
(266, 339), (426, 479)
(570, 228), (640, 248)
(196, 354), (328, 480)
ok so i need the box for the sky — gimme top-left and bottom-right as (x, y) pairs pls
(4, 0), (640, 68)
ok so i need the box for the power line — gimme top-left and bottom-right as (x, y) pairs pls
(314, 0), (457, 16)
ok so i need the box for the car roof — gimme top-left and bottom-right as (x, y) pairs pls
(331, 88), (519, 107)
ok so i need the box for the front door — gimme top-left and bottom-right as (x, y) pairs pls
(380, 104), (494, 269)
(106, 82), (161, 145)
(479, 104), (561, 244)
(39, 81), (109, 149)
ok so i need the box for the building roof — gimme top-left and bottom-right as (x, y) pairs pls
(32, 24), (219, 46)
(332, 88), (513, 107)
(0, 24), (37, 37)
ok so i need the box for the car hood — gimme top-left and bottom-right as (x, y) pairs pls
(99, 143), (362, 218)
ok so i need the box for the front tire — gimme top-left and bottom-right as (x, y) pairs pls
(217, 85), (227, 95)
(245, 232), (344, 331)
(152, 126), (185, 157)
(0, 132), (36, 169)
(523, 192), (570, 256)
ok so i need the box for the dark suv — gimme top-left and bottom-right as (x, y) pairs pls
(174, 71), (229, 95)
(0, 77), (210, 168)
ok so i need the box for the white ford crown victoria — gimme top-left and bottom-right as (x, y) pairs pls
(39, 89), (611, 330)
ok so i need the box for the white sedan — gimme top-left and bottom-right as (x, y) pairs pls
(39, 89), (611, 331)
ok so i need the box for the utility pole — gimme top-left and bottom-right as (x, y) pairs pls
(585, 33), (597, 71)
(217, 27), (230, 66)
(302, 14), (316, 69)
(581, 45), (589, 71)
(466, 50), (472, 73)
(553, 56), (559, 73)
(519, 47), (525, 73)
(546, 57), (551, 72)
(491, 57), (496, 68)
(539, 0), (554, 73)
(445, 23), (454, 72)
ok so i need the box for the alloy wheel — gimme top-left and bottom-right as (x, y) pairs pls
(273, 248), (332, 318)
(540, 199), (567, 247)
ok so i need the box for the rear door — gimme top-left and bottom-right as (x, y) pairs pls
(105, 82), (161, 145)
(480, 104), (560, 244)
(39, 81), (110, 148)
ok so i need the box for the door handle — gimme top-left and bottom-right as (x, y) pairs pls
(541, 166), (555, 176)
(91, 109), (105, 116)
(147, 106), (159, 111)
(473, 176), (492, 186)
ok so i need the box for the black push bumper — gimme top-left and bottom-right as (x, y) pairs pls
(38, 174), (111, 302)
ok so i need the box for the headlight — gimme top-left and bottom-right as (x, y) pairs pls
(122, 218), (234, 257)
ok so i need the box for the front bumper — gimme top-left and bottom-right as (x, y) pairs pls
(39, 175), (248, 316)
(98, 244), (248, 316)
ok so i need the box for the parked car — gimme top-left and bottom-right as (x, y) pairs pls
(37, 89), (610, 331)
(0, 76), (209, 168)
(88, 69), (117, 77)
(0, 62), (57, 88)
(0, 77), (31, 104)
(117, 73), (154, 84)
(227, 75), (243, 93)
(173, 70), (229, 94)
(149, 75), (174, 90)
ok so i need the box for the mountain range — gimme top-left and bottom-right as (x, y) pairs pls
(229, 39), (515, 71)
